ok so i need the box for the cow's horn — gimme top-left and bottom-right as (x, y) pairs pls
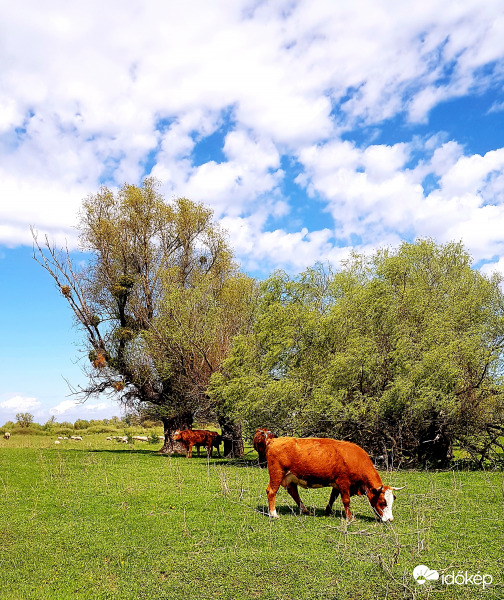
(390, 485), (406, 491)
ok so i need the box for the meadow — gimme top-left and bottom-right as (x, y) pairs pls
(0, 434), (502, 600)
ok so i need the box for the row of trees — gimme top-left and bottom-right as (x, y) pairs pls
(33, 179), (504, 466)
(0, 415), (164, 437)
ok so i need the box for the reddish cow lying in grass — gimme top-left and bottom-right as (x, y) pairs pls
(265, 437), (404, 521)
(253, 427), (276, 466)
(172, 429), (222, 458)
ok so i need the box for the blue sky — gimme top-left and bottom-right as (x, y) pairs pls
(2, 0), (504, 425)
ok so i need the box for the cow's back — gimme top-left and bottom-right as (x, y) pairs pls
(266, 437), (378, 484)
(181, 429), (208, 444)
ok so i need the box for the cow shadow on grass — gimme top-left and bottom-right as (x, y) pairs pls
(254, 504), (378, 522)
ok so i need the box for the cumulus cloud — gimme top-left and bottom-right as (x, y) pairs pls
(50, 400), (79, 415)
(1, 0), (504, 271)
(294, 137), (504, 268)
(84, 403), (109, 412)
(49, 400), (112, 417)
(0, 396), (41, 411)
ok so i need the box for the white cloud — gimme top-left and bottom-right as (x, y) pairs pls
(1, 0), (504, 272)
(222, 215), (348, 273)
(49, 400), (112, 418)
(439, 149), (504, 197)
(50, 400), (79, 415)
(84, 403), (108, 412)
(294, 136), (504, 268)
(0, 396), (41, 411)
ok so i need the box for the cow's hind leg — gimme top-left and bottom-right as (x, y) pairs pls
(325, 487), (340, 516)
(286, 483), (310, 515)
(340, 490), (354, 522)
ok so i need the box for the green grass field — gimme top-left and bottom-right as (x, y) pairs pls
(0, 435), (502, 600)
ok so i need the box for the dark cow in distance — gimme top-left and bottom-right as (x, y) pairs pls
(253, 427), (276, 466)
(265, 437), (404, 521)
(173, 429), (222, 458)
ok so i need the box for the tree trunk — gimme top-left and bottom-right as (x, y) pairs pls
(417, 418), (452, 467)
(219, 417), (244, 458)
(158, 412), (194, 455)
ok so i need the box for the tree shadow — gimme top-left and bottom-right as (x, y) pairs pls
(86, 448), (162, 456)
(219, 457), (264, 468)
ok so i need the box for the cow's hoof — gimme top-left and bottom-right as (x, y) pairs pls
(269, 510), (280, 519)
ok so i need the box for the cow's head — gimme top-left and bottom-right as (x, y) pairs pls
(256, 427), (274, 438)
(369, 485), (405, 522)
(172, 429), (182, 441)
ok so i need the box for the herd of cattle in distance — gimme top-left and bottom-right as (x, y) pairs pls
(173, 426), (405, 522)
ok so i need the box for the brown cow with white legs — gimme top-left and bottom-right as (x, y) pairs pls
(172, 429), (221, 458)
(265, 437), (404, 521)
(253, 427), (276, 466)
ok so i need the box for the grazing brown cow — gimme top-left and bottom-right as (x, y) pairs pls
(265, 437), (404, 521)
(172, 429), (221, 458)
(253, 427), (276, 466)
(4, 432), (11, 440)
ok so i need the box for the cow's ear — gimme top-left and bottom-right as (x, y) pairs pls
(372, 486), (383, 495)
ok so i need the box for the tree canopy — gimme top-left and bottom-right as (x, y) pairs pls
(210, 239), (504, 467)
(33, 178), (255, 455)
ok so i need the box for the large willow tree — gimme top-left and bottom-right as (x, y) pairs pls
(33, 178), (254, 456)
(210, 240), (504, 467)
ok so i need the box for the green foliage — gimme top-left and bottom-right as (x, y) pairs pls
(211, 240), (504, 467)
(15, 412), (34, 428)
(0, 421), (15, 433)
(148, 432), (161, 444)
(10, 423), (43, 435)
(34, 178), (253, 451)
(0, 418), (140, 437)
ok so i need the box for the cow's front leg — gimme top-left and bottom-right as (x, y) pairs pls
(286, 483), (309, 515)
(325, 487), (340, 516)
(187, 442), (193, 458)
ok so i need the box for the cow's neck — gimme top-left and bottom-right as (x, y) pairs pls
(364, 471), (384, 497)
